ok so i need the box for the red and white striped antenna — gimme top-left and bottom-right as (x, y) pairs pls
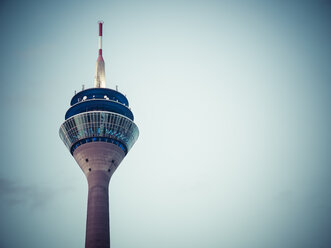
(94, 21), (106, 88)
(98, 21), (103, 56)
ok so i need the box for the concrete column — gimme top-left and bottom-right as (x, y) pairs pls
(85, 171), (111, 248)
(73, 142), (126, 248)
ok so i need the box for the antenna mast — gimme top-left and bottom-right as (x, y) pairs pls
(94, 21), (106, 88)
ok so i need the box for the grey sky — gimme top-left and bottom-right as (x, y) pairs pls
(0, 0), (330, 247)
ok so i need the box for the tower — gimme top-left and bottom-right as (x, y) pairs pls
(59, 22), (139, 248)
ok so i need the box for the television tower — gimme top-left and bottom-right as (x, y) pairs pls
(59, 21), (139, 248)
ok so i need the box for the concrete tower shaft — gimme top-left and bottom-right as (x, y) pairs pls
(73, 142), (125, 248)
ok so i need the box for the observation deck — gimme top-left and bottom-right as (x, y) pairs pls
(65, 88), (134, 120)
(59, 88), (139, 155)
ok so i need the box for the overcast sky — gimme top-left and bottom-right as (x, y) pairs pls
(0, 0), (331, 247)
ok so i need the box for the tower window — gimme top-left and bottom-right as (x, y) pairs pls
(86, 158), (89, 162)
(88, 168), (91, 171)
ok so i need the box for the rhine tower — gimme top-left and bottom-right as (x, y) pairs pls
(59, 22), (139, 248)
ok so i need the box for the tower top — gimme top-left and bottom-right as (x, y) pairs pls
(94, 21), (106, 88)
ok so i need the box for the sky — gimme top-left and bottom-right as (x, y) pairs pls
(0, 0), (331, 247)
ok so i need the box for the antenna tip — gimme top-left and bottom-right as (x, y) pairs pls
(98, 21), (104, 36)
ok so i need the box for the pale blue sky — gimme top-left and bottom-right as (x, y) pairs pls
(0, 0), (331, 247)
